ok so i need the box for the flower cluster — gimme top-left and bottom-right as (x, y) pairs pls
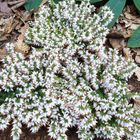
(0, 0), (140, 140)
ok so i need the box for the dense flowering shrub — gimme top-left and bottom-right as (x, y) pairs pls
(0, 0), (140, 140)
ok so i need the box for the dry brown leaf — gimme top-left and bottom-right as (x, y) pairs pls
(124, 12), (136, 20)
(137, 51), (140, 55)
(132, 49), (140, 64)
(135, 67), (140, 82)
(130, 24), (140, 30)
(128, 84), (135, 91)
(12, 10), (32, 32)
(21, 11), (32, 22)
(123, 29), (132, 38)
(0, 2), (12, 13)
(5, 18), (14, 34)
(135, 55), (140, 64)
(120, 19), (132, 28)
(109, 38), (126, 50)
(113, 22), (130, 39)
(18, 24), (28, 41)
(123, 5), (140, 24)
(134, 49), (140, 55)
(134, 99), (140, 111)
(0, 16), (14, 37)
(132, 49), (138, 53)
(116, 5), (140, 40)
(10, 1), (25, 10)
(12, 19), (21, 30)
(123, 48), (132, 60)
(15, 24), (30, 54)
(15, 42), (30, 54)
(125, 5), (131, 13)
(0, 47), (7, 59)
(0, 35), (8, 41)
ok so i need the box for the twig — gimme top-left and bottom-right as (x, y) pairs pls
(11, 1), (26, 10)
(8, 0), (25, 5)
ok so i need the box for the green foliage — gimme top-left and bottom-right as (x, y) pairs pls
(128, 26), (140, 48)
(0, 90), (18, 105)
(53, 0), (62, 3)
(24, 0), (42, 11)
(133, 0), (140, 11)
(102, 0), (140, 28)
(90, 0), (103, 3)
(105, 0), (126, 28)
(76, 0), (104, 4)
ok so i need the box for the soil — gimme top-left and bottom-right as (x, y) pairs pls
(0, 126), (79, 140)
(0, 126), (110, 140)
(128, 75), (140, 92)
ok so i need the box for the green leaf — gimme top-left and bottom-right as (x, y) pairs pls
(24, 0), (42, 11)
(90, 0), (103, 3)
(53, 0), (60, 3)
(76, 0), (103, 4)
(128, 26), (140, 48)
(106, 0), (126, 28)
(133, 0), (140, 11)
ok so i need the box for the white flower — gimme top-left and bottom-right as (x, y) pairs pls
(0, 0), (139, 140)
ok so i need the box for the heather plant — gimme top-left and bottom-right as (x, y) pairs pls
(0, 0), (140, 140)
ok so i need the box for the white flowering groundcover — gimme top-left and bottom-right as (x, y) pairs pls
(0, 0), (140, 140)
